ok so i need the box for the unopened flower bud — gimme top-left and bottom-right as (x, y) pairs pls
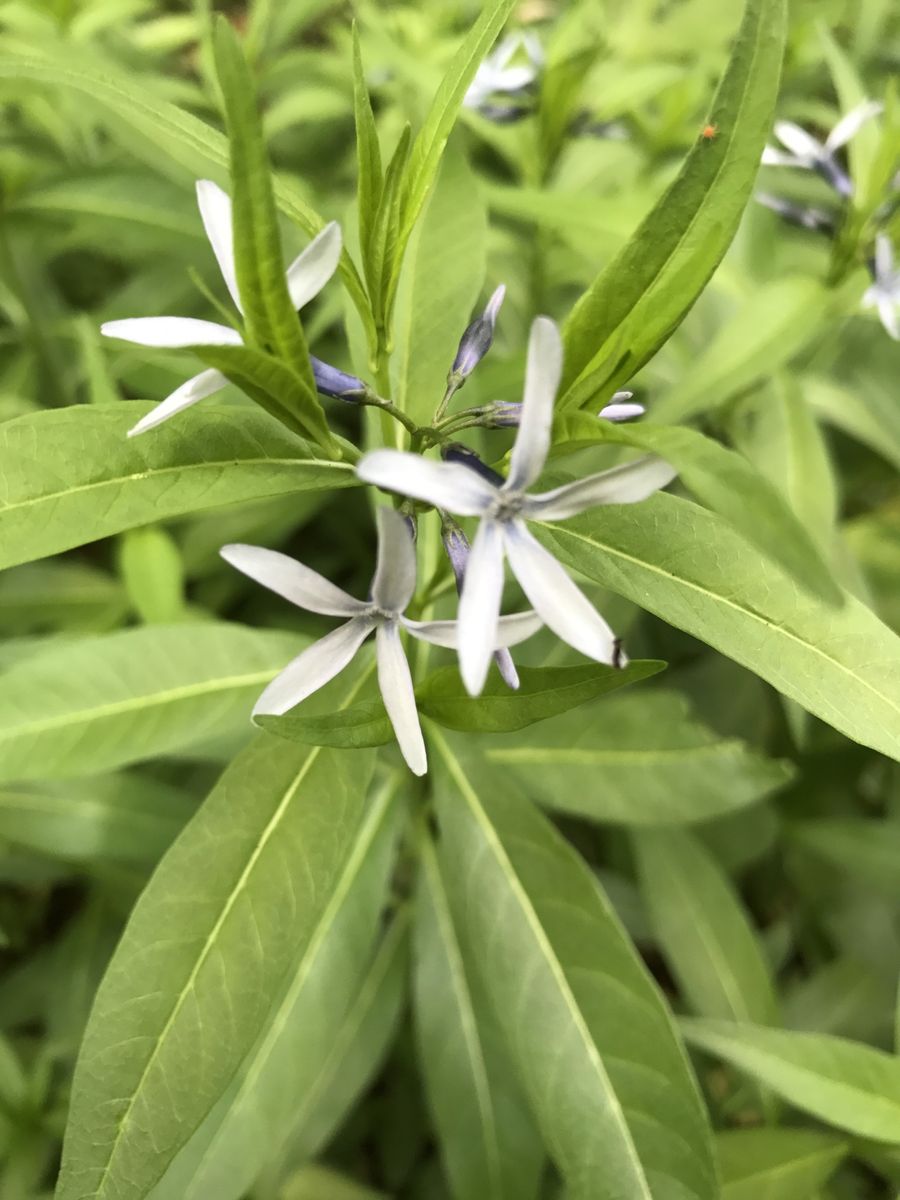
(598, 391), (645, 422)
(450, 285), (506, 382)
(442, 442), (506, 487)
(311, 356), (367, 399)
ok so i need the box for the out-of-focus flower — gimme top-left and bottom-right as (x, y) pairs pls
(755, 191), (837, 235)
(464, 32), (544, 114)
(762, 101), (883, 198)
(863, 233), (900, 340)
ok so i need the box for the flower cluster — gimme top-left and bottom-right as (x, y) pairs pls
(103, 181), (676, 774)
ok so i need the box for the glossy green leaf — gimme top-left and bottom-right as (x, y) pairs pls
(560, 0), (787, 410)
(789, 819), (900, 899)
(553, 417), (839, 601)
(682, 1019), (900, 1142)
(0, 623), (303, 781)
(153, 773), (402, 1200)
(433, 734), (719, 1200)
(391, 147), (487, 427)
(538, 494), (900, 762)
(486, 691), (792, 825)
(649, 278), (830, 424)
(635, 829), (778, 1022)
(717, 1129), (846, 1200)
(0, 406), (354, 571)
(56, 733), (376, 1200)
(415, 830), (542, 1200)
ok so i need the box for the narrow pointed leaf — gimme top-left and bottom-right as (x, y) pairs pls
(717, 1129), (847, 1200)
(256, 698), (393, 750)
(352, 25), (383, 275)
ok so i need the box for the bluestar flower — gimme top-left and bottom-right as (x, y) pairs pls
(863, 233), (900, 340)
(755, 191), (836, 235)
(762, 101), (883, 198)
(221, 508), (541, 775)
(451, 285), (506, 381)
(357, 317), (676, 696)
(101, 180), (346, 436)
(464, 31), (544, 111)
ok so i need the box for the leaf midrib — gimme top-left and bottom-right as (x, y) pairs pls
(488, 743), (753, 766)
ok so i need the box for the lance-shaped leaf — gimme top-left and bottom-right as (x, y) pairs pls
(152, 774), (402, 1200)
(0, 623), (305, 782)
(560, 0), (787, 410)
(352, 24), (383, 286)
(0, 406), (355, 572)
(682, 1019), (900, 1143)
(433, 734), (719, 1200)
(0, 44), (373, 343)
(538, 494), (900, 763)
(553, 415), (840, 602)
(55, 733), (376, 1200)
(485, 691), (792, 826)
(634, 829), (778, 1023)
(717, 1129), (847, 1200)
(415, 829), (542, 1200)
(788, 819), (900, 900)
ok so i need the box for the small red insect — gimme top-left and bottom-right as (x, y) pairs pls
(701, 122), (719, 140)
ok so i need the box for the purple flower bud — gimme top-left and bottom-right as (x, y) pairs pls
(311, 356), (367, 398)
(450, 285), (506, 381)
(440, 518), (519, 690)
(442, 442), (506, 487)
(483, 401), (522, 428)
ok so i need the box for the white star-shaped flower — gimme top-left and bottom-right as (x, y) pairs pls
(221, 508), (541, 775)
(357, 318), (676, 696)
(863, 233), (900, 340)
(762, 101), (883, 198)
(464, 31), (544, 110)
(102, 180), (342, 437)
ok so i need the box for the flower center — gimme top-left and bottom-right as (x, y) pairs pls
(488, 491), (524, 522)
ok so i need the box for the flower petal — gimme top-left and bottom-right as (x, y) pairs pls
(286, 222), (342, 311)
(220, 544), (365, 616)
(372, 507), (417, 613)
(877, 297), (899, 341)
(525, 456), (676, 521)
(825, 100), (883, 153)
(506, 315), (562, 491)
(253, 617), (375, 716)
(127, 368), (228, 437)
(401, 609), (541, 650)
(101, 317), (242, 348)
(598, 401), (645, 422)
(774, 121), (822, 161)
(376, 622), (427, 776)
(195, 180), (242, 312)
(357, 450), (496, 515)
(458, 518), (505, 696)
(504, 521), (618, 664)
(761, 145), (799, 167)
(875, 233), (895, 284)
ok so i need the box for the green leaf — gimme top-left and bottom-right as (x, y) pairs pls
(153, 774), (402, 1200)
(367, 123), (411, 338)
(415, 829), (542, 1200)
(352, 23), (383, 283)
(0, 623), (303, 781)
(398, 0), (518, 246)
(56, 733), (376, 1200)
(0, 44), (373, 341)
(560, 0), (787, 410)
(433, 734), (719, 1200)
(418, 660), (664, 734)
(256, 698), (392, 750)
(280, 1166), (386, 1200)
(391, 147), (487, 427)
(717, 1129), (847, 1200)
(119, 527), (186, 624)
(634, 829), (778, 1023)
(538, 493), (900, 762)
(0, 406), (354, 572)
(682, 1019), (900, 1142)
(0, 774), (191, 866)
(649, 278), (831, 424)
(553, 418), (840, 602)
(486, 690), (793, 825)
(789, 819), (900, 899)
(0, 563), (126, 634)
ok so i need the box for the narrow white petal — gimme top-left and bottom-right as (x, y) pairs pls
(220, 544), (366, 616)
(253, 617), (374, 715)
(357, 450), (497, 516)
(825, 100), (883, 153)
(493, 610), (543, 646)
(875, 233), (895, 284)
(401, 617), (459, 649)
(101, 317), (242, 348)
(372, 507), (417, 613)
(774, 121), (822, 162)
(761, 145), (799, 166)
(525, 456), (676, 521)
(401, 609), (541, 650)
(504, 522), (618, 664)
(127, 368), (227, 437)
(195, 180), (242, 312)
(598, 402), (645, 422)
(458, 518), (505, 696)
(507, 316), (562, 491)
(286, 222), (342, 311)
(376, 623), (427, 776)
(862, 284), (879, 310)
(877, 298), (900, 340)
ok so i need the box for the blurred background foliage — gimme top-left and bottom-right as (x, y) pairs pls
(0, 0), (898, 1197)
